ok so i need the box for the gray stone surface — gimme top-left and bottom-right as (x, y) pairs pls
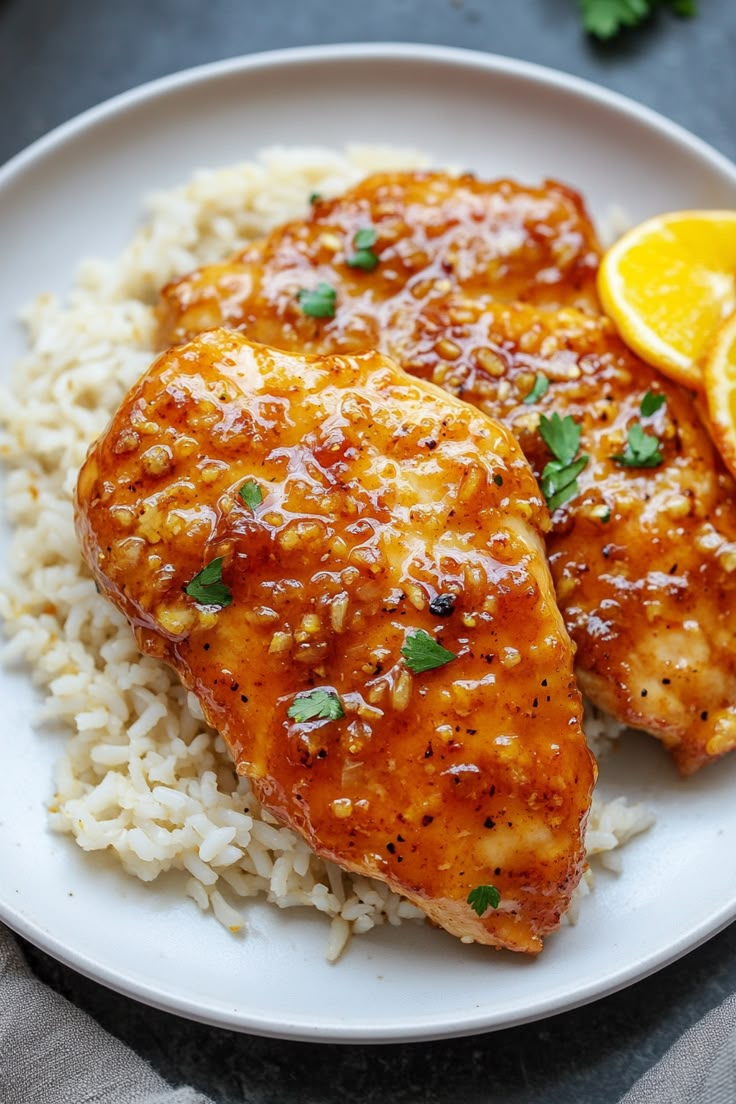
(1, 0), (735, 164)
(2, 1), (736, 1100)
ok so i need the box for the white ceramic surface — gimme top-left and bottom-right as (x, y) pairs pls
(1, 44), (736, 1043)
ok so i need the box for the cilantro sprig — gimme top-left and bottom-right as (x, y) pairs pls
(297, 283), (337, 318)
(346, 226), (380, 271)
(401, 629), (456, 674)
(287, 688), (345, 724)
(538, 413), (589, 512)
(184, 557), (232, 608)
(578, 0), (697, 41)
(467, 884), (501, 916)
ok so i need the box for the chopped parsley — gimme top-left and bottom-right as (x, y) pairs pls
(346, 226), (379, 271)
(523, 372), (550, 405)
(640, 390), (666, 417)
(612, 421), (664, 468)
(239, 480), (263, 511)
(578, 0), (696, 40)
(347, 250), (379, 271)
(401, 629), (456, 674)
(467, 884), (501, 916)
(287, 688), (345, 723)
(308, 191), (322, 204)
(539, 411), (581, 466)
(538, 412), (589, 512)
(297, 282), (337, 318)
(354, 227), (377, 250)
(184, 557), (232, 608)
(610, 392), (666, 468)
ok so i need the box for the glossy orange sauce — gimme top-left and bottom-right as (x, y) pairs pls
(156, 170), (736, 773)
(76, 333), (595, 952)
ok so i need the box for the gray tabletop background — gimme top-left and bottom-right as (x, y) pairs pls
(2, 1), (736, 1102)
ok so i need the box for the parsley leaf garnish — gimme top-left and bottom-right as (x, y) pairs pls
(308, 191), (322, 204)
(578, 0), (697, 40)
(539, 412), (581, 466)
(347, 226), (380, 272)
(467, 884), (501, 916)
(538, 413), (589, 512)
(541, 455), (590, 512)
(347, 250), (379, 271)
(297, 283), (337, 318)
(401, 629), (456, 674)
(287, 688), (345, 723)
(239, 480), (263, 510)
(610, 394), (666, 468)
(523, 372), (549, 405)
(612, 422), (664, 468)
(354, 227), (377, 250)
(640, 390), (666, 417)
(184, 557), (232, 608)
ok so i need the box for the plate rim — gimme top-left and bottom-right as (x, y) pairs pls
(2, 41), (736, 1043)
(2, 42), (735, 189)
(8, 890), (736, 1042)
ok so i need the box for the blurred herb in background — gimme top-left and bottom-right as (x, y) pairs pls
(579, 0), (697, 39)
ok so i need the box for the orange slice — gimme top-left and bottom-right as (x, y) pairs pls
(598, 211), (736, 390)
(704, 311), (736, 480)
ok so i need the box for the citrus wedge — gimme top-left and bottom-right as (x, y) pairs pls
(598, 210), (736, 390)
(704, 311), (736, 480)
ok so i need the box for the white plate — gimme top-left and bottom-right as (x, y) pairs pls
(2, 44), (736, 1044)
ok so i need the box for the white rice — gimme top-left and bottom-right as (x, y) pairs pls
(0, 145), (652, 958)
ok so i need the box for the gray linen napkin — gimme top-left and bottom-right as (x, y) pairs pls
(0, 924), (213, 1104)
(4, 921), (736, 1103)
(619, 991), (736, 1104)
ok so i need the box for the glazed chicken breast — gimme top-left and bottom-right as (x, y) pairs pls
(157, 172), (601, 354)
(404, 299), (736, 775)
(76, 331), (595, 953)
(157, 170), (736, 773)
